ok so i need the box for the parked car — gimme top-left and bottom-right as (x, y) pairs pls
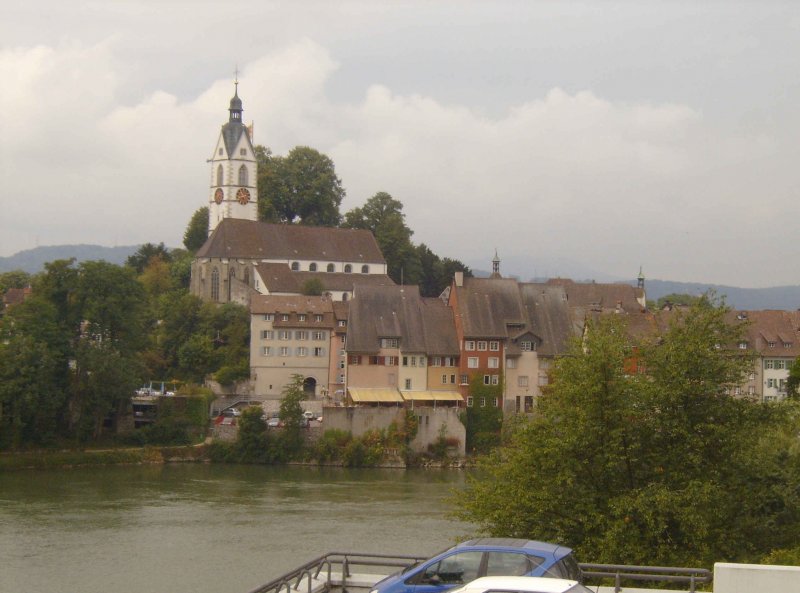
(369, 539), (581, 593)
(222, 407), (241, 418)
(448, 576), (591, 593)
(266, 417), (282, 428)
(303, 410), (316, 420)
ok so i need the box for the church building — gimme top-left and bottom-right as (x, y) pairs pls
(189, 84), (392, 306)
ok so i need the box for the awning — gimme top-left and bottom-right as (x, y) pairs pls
(348, 388), (404, 403)
(401, 390), (464, 402)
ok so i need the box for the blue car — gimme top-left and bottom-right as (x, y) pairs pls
(370, 539), (582, 593)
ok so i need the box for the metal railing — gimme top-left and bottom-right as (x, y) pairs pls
(580, 563), (712, 592)
(247, 552), (712, 593)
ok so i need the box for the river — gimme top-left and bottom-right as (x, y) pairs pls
(0, 464), (474, 593)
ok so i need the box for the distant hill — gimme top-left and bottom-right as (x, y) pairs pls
(0, 245), (141, 274)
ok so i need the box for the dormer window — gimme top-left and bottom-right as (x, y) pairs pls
(361, 265), (369, 274)
(309, 263), (318, 272)
(784, 342), (793, 348)
(344, 264), (352, 273)
(327, 263), (335, 272)
(291, 262), (299, 271)
(298, 314), (306, 322)
(738, 341), (748, 350)
(768, 342), (776, 348)
(520, 341), (534, 351)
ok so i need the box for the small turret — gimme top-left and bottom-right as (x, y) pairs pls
(491, 249), (501, 278)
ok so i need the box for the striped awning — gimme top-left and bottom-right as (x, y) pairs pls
(347, 388), (404, 403)
(401, 390), (464, 402)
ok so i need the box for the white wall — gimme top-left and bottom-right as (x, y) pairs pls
(713, 562), (800, 593)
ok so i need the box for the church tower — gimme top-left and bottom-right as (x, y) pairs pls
(208, 78), (258, 234)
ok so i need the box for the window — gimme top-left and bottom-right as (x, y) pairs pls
(381, 338), (399, 348)
(494, 397), (500, 407)
(405, 378), (412, 390)
(369, 356), (381, 365)
(738, 341), (748, 350)
(260, 330), (273, 339)
(506, 358), (517, 369)
(480, 397), (486, 407)
(442, 374), (448, 384)
(312, 331), (326, 340)
(538, 375), (549, 386)
(291, 262), (299, 271)
(518, 376), (529, 387)
(460, 374), (469, 385)
(240, 148), (246, 156)
(410, 356), (417, 366)
(465, 340), (476, 351)
(263, 314), (274, 321)
(765, 360), (774, 369)
(315, 314), (323, 322)
(467, 396), (474, 407)
(279, 347), (290, 357)
(488, 357), (499, 369)
(349, 355), (361, 365)
(419, 356), (426, 367)
(444, 356), (457, 367)
(338, 374), (345, 383)
(338, 320), (346, 327)
(296, 347), (308, 357)
(768, 378), (777, 388)
(485, 552), (541, 577)
(748, 386), (756, 395)
(216, 164), (223, 185)
(416, 552), (483, 586)
(450, 374), (456, 384)
(386, 356), (396, 366)
(477, 341), (488, 351)
(344, 264), (352, 273)
(327, 263), (335, 273)
(295, 330), (308, 340)
(261, 346), (272, 356)
(733, 387), (741, 396)
(338, 360), (345, 369)
(313, 347), (325, 357)
(361, 265), (369, 274)
(483, 375), (490, 385)
(238, 164), (248, 186)
(281, 314), (289, 322)
(520, 341), (534, 351)
(468, 357), (478, 368)
(432, 357), (442, 367)
(211, 267), (220, 301)
(491, 375), (499, 385)
(489, 341), (500, 351)
(309, 263), (318, 272)
(785, 342), (793, 348)
(277, 330), (290, 340)
(749, 371), (756, 380)
(402, 356), (408, 367)
(298, 314), (307, 322)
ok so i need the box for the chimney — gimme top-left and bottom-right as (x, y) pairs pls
(455, 272), (464, 287)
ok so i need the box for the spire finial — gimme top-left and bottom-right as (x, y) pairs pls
(234, 65), (239, 94)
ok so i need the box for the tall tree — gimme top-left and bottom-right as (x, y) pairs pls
(417, 243), (472, 297)
(455, 304), (800, 568)
(343, 192), (421, 284)
(0, 270), (31, 293)
(183, 206), (209, 252)
(256, 145), (344, 226)
(126, 242), (172, 274)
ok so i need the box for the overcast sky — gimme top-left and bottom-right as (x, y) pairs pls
(2, 1), (799, 287)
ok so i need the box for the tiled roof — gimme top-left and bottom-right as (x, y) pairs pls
(546, 278), (644, 311)
(254, 262), (394, 294)
(196, 219), (386, 263)
(518, 283), (576, 356)
(250, 294), (335, 315)
(727, 309), (800, 356)
(454, 277), (527, 338)
(347, 285), (459, 355)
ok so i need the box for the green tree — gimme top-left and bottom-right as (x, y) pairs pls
(235, 406), (273, 463)
(126, 242), (172, 274)
(256, 145), (344, 226)
(343, 192), (421, 284)
(655, 293), (702, 309)
(461, 373), (504, 454)
(417, 243), (472, 297)
(0, 269), (31, 293)
(278, 374), (306, 456)
(301, 278), (324, 296)
(183, 206), (209, 252)
(786, 357), (800, 399)
(455, 304), (798, 568)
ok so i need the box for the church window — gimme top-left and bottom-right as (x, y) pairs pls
(244, 268), (250, 286)
(240, 148), (246, 156)
(327, 263), (335, 273)
(344, 264), (352, 273)
(361, 265), (369, 274)
(211, 268), (220, 301)
(291, 262), (299, 271)
(238, 164), (248, 186)
(342, 293), (348, 302)
(216, 165), (223, 186)
(309, 263), (318, 272)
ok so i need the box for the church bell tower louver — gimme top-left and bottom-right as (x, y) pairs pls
(208, 73), (258, 235)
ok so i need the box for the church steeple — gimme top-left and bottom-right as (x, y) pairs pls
(491, 249), (501, 278)
(207, 72), (258, 235)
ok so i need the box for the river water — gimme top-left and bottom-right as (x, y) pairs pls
(0, 464), (474, 593)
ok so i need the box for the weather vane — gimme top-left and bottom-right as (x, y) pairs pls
(234, 64), (239, 91)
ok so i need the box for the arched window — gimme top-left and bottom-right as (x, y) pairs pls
(228, 268), (234, 300)
(326, 263), (335, 273)
(309, 263), (318, 272)
(344, 264), (352, 273)
(342, 292), (348, 302)
(216, 165), (223, 186)
(211, 267), (220, 301)
(238, 164), (248, 186)
(291, 262), (299, 271)
(243, 268), (250, 286)
(361, 265), (369, 274)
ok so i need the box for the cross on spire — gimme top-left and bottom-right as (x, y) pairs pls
(234, 65), (239, 93)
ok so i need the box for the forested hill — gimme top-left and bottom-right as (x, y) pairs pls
(4, 245), (800, 310)
(644, 279), (800, 311)
(0, 245), (140, 274)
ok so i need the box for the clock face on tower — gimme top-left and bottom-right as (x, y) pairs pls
(214, 188), (224, 204)
(236, 188), (251, 205)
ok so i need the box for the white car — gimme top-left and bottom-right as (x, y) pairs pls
(448, 577), (592, 593)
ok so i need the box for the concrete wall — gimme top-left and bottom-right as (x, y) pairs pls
(713, 562), (800, 593)
(323, 406), (466, 456)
